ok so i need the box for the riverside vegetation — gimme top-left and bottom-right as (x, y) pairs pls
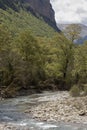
(0, 7), (87, 98)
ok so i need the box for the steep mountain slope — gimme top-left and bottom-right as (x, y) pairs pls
(0, 0), (60, 32)
(0, 9), (57, 37)
(58, 24), (87, 43)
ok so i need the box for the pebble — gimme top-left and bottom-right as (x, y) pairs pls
(29, 92), (87, 124)
(0, 91), (87, 129)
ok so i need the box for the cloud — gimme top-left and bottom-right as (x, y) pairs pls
(50, 0), (87, 25)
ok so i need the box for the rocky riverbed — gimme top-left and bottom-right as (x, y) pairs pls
(0, 91), (87, 130)
(27, 91), (87, 124)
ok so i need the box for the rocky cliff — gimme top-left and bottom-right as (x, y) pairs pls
(23, 0), (59, 31)
(0, 0), (60, 32)
(25, 0), (54, 22)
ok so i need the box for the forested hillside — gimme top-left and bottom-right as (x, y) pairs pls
(0, 0), (59, 31)
(0, 0), (87, 98)
(0, 9), (57, 37)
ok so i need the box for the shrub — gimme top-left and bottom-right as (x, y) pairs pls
(1, 85), (19, 98)
(70, 85), (80, 97)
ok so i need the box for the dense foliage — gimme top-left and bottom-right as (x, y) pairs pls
(0, 8), (56, 37)
(0, 7), (87, 97)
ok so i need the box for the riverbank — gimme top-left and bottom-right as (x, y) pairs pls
(28, 91), (87, 124)
(0, 91), (87, 130)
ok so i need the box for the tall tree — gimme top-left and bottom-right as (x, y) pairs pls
(0, 24), (13, 87)
(64, 24), (81, 43)
(72, 42), (87, 84)
(16, 30), (43, 87)
(53, 34), (74, 89)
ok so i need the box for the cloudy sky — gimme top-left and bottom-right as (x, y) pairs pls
(50, 0), (87, 25)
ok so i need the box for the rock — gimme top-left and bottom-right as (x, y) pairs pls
(0, 97), (4, 101)
(0, 0), (60, 32)
(79, 110), (86, 116)
(29, 92), (87, 124)
(25, 0), (54, 21)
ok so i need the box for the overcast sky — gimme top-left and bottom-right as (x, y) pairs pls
(50, 0), (87, 25)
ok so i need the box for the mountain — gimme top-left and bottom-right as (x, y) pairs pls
(0, 0), (60, 32)
(58, 24), (87, 43)
(57, 24), (69, 30)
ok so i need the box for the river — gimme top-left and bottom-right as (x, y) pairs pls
(0, 91), (87, 130)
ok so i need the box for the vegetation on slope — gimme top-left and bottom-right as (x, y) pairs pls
(0, 8), (56, 37)
(0, 4), (87, 98)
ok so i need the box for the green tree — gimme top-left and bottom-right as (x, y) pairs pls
(41, 34), (74, 89)
(0, 24), (13, 87)
(53, 34), (74, 89)
(64, 24), (81, 42)
(72, 42), (87, 84)
(16, 30), (43, 87)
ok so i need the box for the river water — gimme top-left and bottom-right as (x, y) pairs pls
(0, 91), (87, 130)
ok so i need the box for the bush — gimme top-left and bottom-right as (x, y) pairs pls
(70, 85), (80, 97)
(1, 85), (19, 98)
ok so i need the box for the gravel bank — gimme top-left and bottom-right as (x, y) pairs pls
(28, 92), (87, 124)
